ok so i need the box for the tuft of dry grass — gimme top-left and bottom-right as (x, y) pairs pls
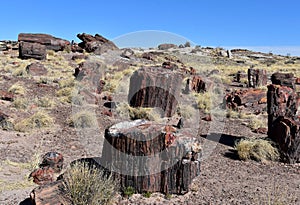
(68, 111), (97, 128)
(8, 83), (26, 95)
(177, 104), (196, 119)
(63, 161), (118, 205)
(236, 138), (279, 162)
(248, 117), (267, 130)
(14, 111), (54, 132)
(116, 103), (161, 121)
(13, 98), (29, 109)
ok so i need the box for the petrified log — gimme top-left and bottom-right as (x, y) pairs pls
(225, 89), (266, 109)
(101, 120), (201, 194)
(248, 68), (267, 88)
(271, 72), (295, 89)
(267, 84), (300, 163)
(40, 152), (64, 173)
(128, 67), (183, 117)
(26, 62), (48, 76)
(18, 33), (70, 51)
(19, 42), (46, 60)
(30, 180), (70, 205)
(158, 43), (177, 50)
(77, 33), (118, 54)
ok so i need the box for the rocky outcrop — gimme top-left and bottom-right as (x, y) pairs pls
(18, 33), (70, 51)
(26, 63), (48, 76)
(267, 84), (300, 163)
(225, 89), (266, 110)
(158, 43), (177, 50)
(128, 67), (183, 117)
(77, 33), (118, 54)
(248, 68), (267, 88)
(101, 120), (201, 194)
(271, 72), (295, 89)
(19, 42), (46, 60)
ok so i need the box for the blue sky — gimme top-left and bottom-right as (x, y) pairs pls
(1, 0), (300, 55)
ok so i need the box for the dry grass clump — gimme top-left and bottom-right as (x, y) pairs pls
(177, 104), (196, 119)
(14, 111), (54, 132)
(194, 92), (213, 113)
(116, 103), (161, 121)
(63, 161), (118, 205)
(13, 98), (29, 109)
(58, 78), (75, 88)
(236, 138), (279, 162)
(36, 97), (56, 108)
(8, 83), (26, 95)
(248, 117), (267, 130)
(57, 87), (74, 103)
(68, 111), (97, 128)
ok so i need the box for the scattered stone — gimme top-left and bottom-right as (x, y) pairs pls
(77, 33), (118, 54)
(29, 167), (55, 185)
(162, 61), (178, 70)
(18, 33), (70, 51)
(19, 42), (46, 60)
(0, 111), (11, 130)
(271, 72), (295, 89)
(128, 67), (183, 117)
(225, 89), (266, 110)
(101, 120), (201, 194)
(253, 127), (268, 134)
(40, 152), (64, 173)
(121, 48), (134, 59)
(248, 68), (267, 88)
(158, 43), (177, 50)
(26, 62), (48, 76)
(71, 54), (87, 60)
(0, 90), (14, 101)
(202, 114), (212, 121)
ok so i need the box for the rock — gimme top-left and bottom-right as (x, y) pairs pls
(0, 90), (14, 101)
(121, 48), (134, 59)
(40, 152), (64, 173)
(26, 62), (48, 76)
(267, 84), (300, 163)
(248, 68), (267, 88)
(162, 61), (178, 70)
(225, 89), (266, 110)
(29, 167), (55, 185)
(253, 127), (268, 134)
(19, 42), (46, 60)
(71, 54), (87, 60)
(158, 43), (177, 50)
(0, 40), (18, 51)
(128, 67), (183, 117)
(77, 33), (118, 54)
(202, 114), (212, 121)
(236, 71), (247, 83)
(295, 77), (300, 85)
(185, 75), (213, 94)
(0, 111), (12, 130)
(18, 33), (70, 51)
(101, 120), (201, 194)
(71, 43), (84, 53)
(30, 180), (70, 205)
(271, 72), (295, 89)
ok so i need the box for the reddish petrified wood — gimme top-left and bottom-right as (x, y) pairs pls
(271, 72), (295, 89)
(225, 89), (266, 110)
(267, 84), (300, 163)
(248, 68), (267, 88)
(19, 42), (46, 60)
(101, 120), (201, 194)
(128, 67), (183, 117)
(18, 33), (70, 51)
(26, 62), (48, 76)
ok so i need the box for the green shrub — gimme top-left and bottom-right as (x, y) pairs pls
(63, 161), (118, 205)
(123, 186), (135, 197)
(236, 138), (279, 162)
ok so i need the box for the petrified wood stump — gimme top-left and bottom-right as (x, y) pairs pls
(101, 120), (201, 194)
(19, 42), (46, 60)
(271, 72), (295, 89)
(128, 67), (183, 117)
(248, 68), (267, 88)
(267, 84), (300, 163)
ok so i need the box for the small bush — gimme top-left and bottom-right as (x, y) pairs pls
(68, 111), (97, 128)
(8, 83), (26, 95)
(63, 161), (118, 205)
(14, 111), (54, 132)
(123, 186), (135, 197)
(177, 105), (195, 119)
(236, 138), (279, 162)
(195, 92), (213, 113)
(142, 191), (152, 198)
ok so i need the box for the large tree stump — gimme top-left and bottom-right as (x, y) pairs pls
(267, 84), (300, 163)
(18, 33), (70, 51)
(128, 67), (183, 117)
(271, 72), (295, 89)
(248, 68), (267, 88)
(19, 42), (46, 60)
(101, 120), (201, 194)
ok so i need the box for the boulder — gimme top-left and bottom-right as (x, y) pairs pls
(128, 67), (183, 117)
(77, 33), (118, 54)
(19, 42), (46, 60)
(26, 63), (48, 76)
(101, 120), (201, 194)
(18, 33), (70, 51)
(271, 72), (295, 89)
(158, 43), (177, 50)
